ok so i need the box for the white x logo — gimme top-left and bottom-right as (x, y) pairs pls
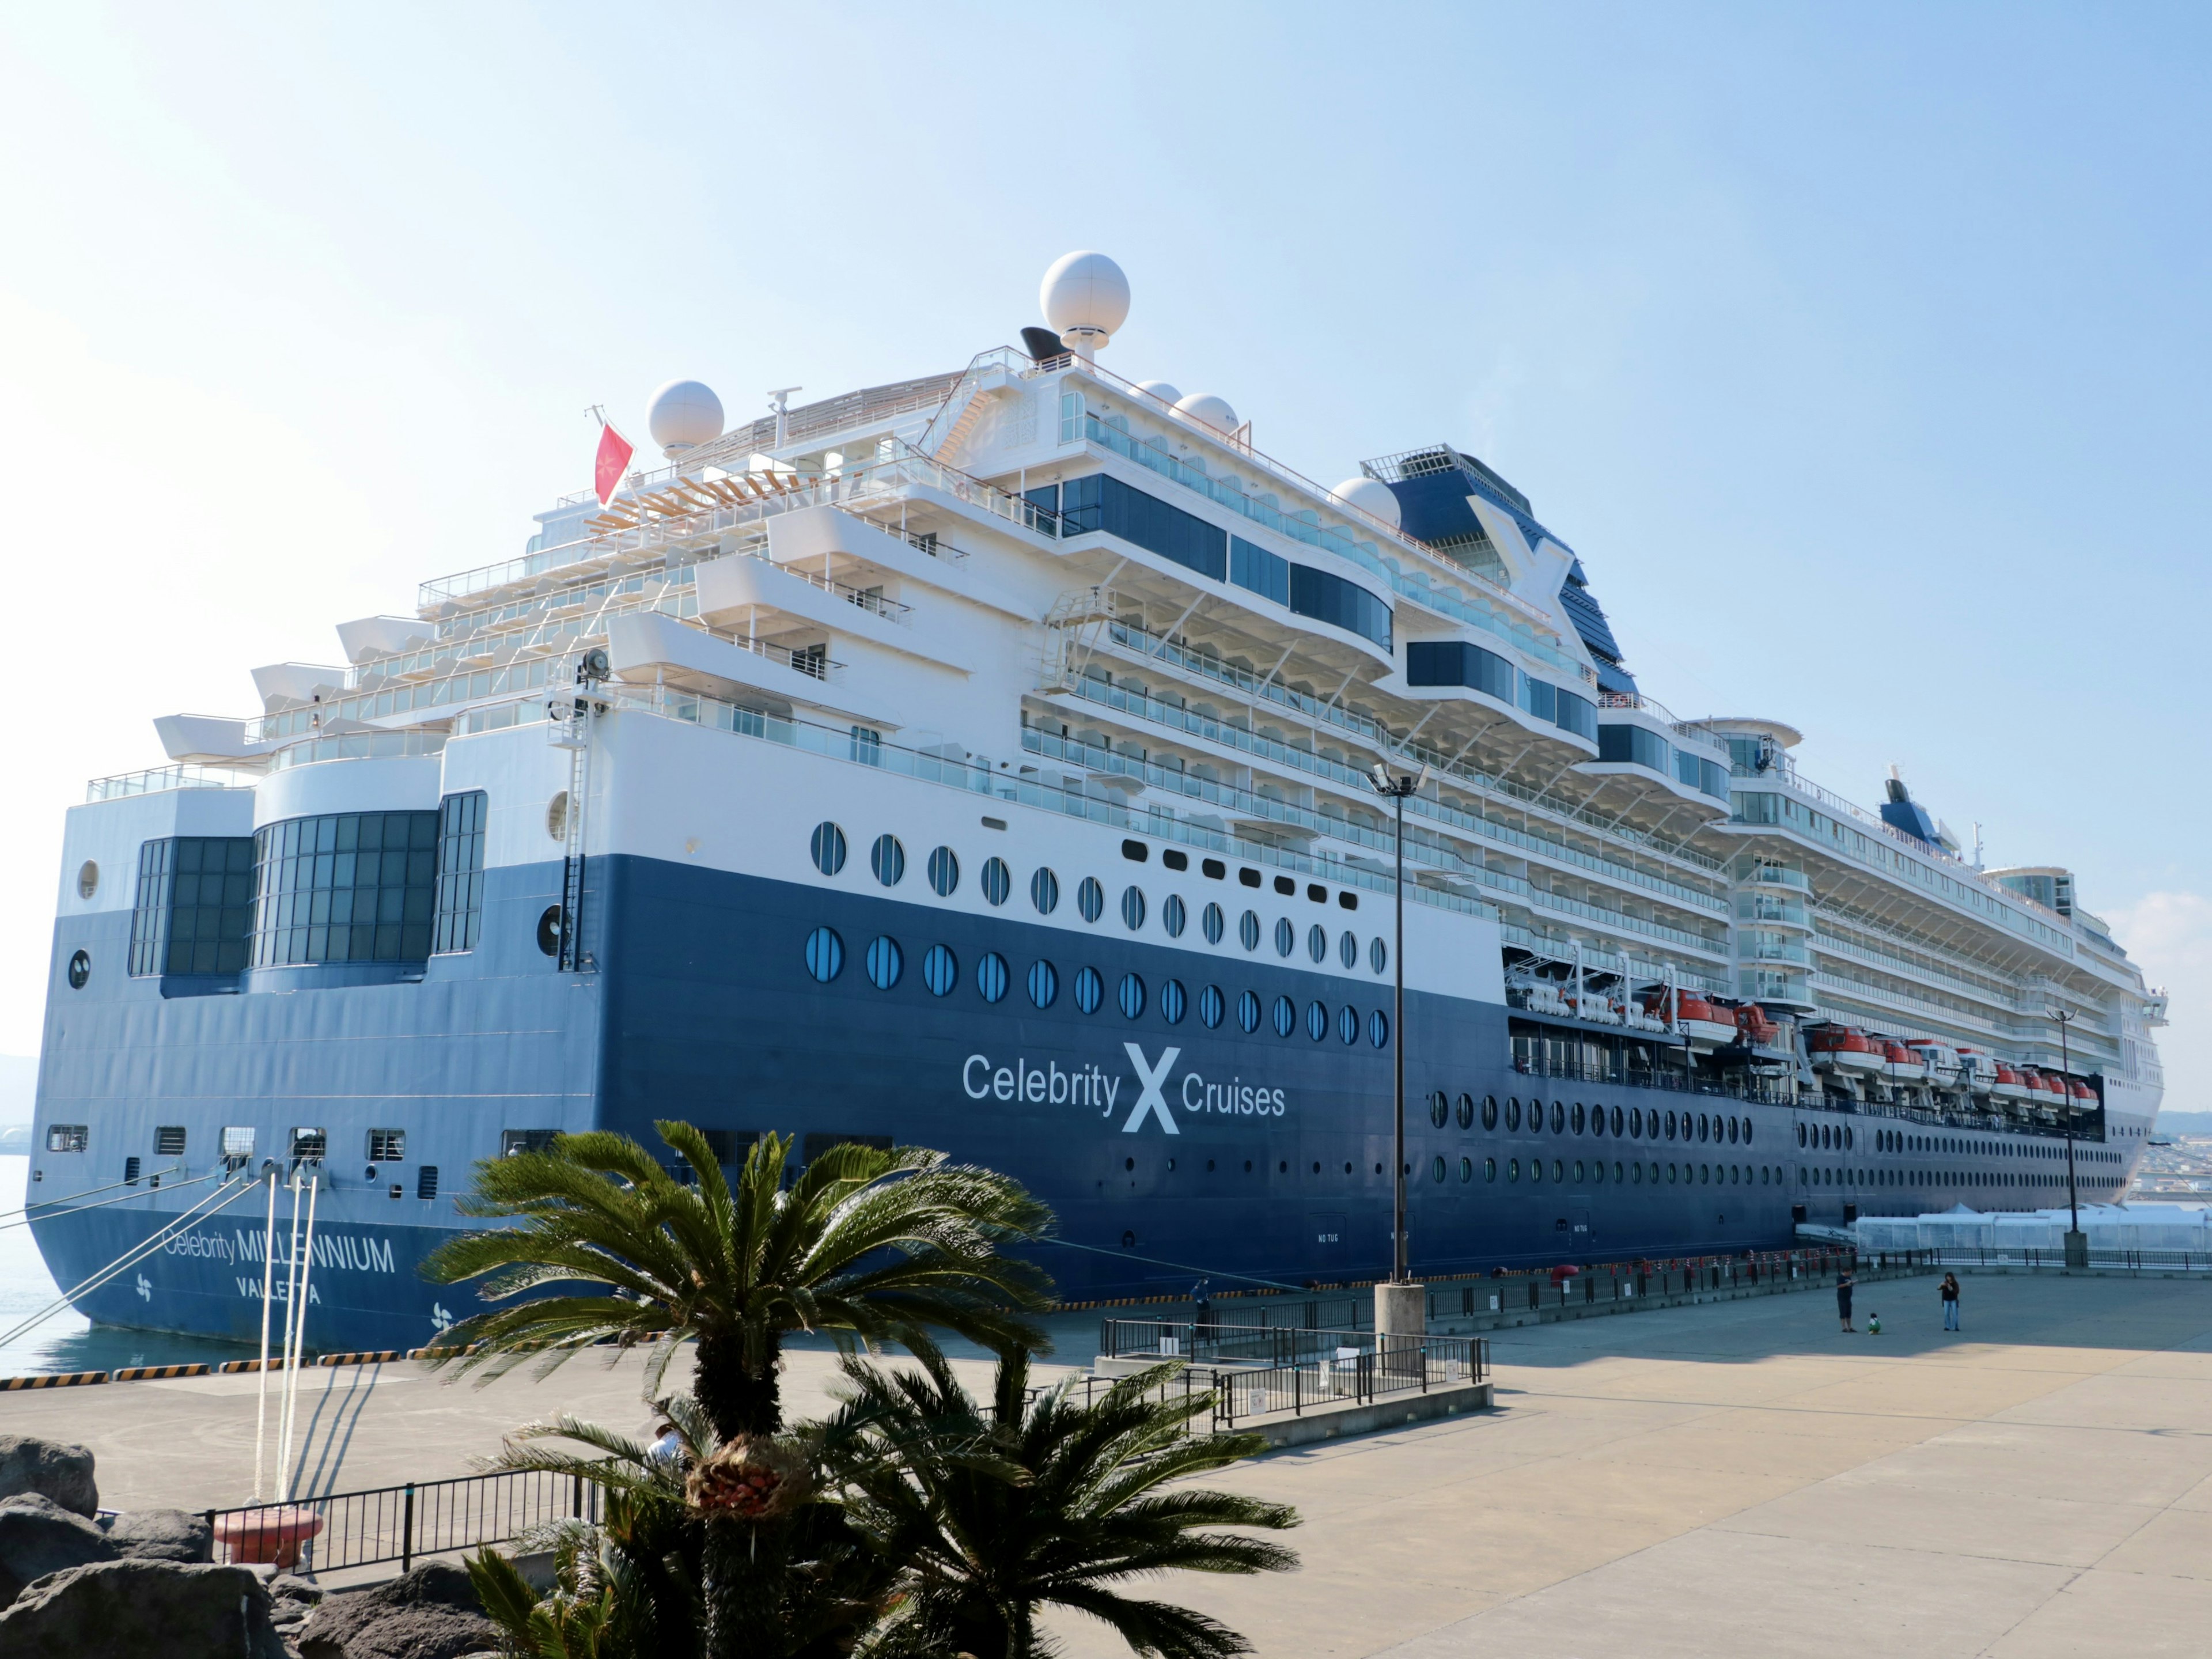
(1121, 1043), (1182, 1135)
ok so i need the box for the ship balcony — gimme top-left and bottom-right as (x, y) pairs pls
(1734, 931), (1811, 967)
(604, 611), (897, 729)
(1738, 862), (1812, 892)
(1734, 896), (1812, 929)
(1738, 967), (1815, 1009)
(692, 553), (974, 675)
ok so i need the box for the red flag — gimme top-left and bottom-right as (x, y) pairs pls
(594, 422), (635, 507)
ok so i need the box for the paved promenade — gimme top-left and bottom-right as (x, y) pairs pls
(1052, 1272), (2212, 1657)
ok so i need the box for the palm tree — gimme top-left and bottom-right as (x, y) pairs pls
(829, 1348), (1298, 1659)
(421, 1124), (1055, 1440)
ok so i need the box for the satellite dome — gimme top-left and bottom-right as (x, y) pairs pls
(1136, 380), (1183, 406)
(1332, 476), (1402, 530)
(1173, 392), (1238, 434)
(647, 379), (725, 455)
(1040, 251), (1130, 353)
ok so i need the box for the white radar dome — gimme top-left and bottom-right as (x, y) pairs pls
(1331, 476), (1402, 530)
(1173, 392), (1238, 434)
(1136, 380), (1183, 406)
(1040, 251), (1131, 352)
(647, 379), (725, 454)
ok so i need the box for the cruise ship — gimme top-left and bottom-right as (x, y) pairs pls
(29, 255), (2168, 1350)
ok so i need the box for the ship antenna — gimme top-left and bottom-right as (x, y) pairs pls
(585, 404), (607, 428)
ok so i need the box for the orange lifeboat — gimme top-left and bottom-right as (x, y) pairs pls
(1807, 1025), (1882, 1071)
(1880, 1040), (1927, 1082)
(1992, 1064), (2034, 1103)
(2067, 1078), (2098, 1112)
(1735, 1003), (1779, 1048)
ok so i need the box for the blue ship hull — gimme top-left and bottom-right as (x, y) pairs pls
(33, 854), (1805, 1352)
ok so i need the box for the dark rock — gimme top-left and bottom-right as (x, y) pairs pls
(0, 1436), (97, 1518)
(0, 1493), (116, 1608)
(0, 1557), (287, 1657)
(295, 1560), (495, 1659)
(101, 1505), (215, 1563)
(267, 1570), (324, 1634)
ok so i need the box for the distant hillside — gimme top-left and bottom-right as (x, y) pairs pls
(2157, 1111), (2212, 1139)
(0, 1056), (33, 1125)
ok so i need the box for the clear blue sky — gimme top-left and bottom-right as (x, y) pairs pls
(1, 4), (2203, 1102)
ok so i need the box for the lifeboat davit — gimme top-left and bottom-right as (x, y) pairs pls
(2068, 1078), (2099, 1113)
(1910, 1042), (1963, 1086)
(1735, 1003), (1780, 1048)
(1665, 993), (1740, 1047)
(1808, 1025), (1883, 1071)
(1992, 1065), (2035, 1104)
(1879, 1040), (1928, 1082)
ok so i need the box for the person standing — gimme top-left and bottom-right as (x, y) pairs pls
(1940, 1272), (1961, 1332)
(1836, 1270), (1855, 1334)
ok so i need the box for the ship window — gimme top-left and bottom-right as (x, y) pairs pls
(1074, 965), (1104, 1014)
(1027, 960), (1058, 1009)
(1480, 1095), (1498, 1131)
(67, 950), (90, 989)
(1508, 1158), (1520, 1183)
(291, 1127), (328, 1161)
(1162, 850), (1188, 872)
(1369, 1009), (1389, 1048)
(1429, 1092), (1449, 1129)
(1202, 902), (1225, 944)
(537, 906), (565, 957)
(866, 936), (904, 990)
(1506, 1097), (1521, 1131)
(1237, 989), (1262, 1033)
(154, 1126), (187, 1156)
(1059, 473), (1228, 580)
(1031, 868), (1059, 914)
(417, 1165), (439, 1199)
(1239, 910), (1262, 951)
(1370, 937), (1388, 975)
(1274, 918), (1294, 958)
(1340, 1005), (1359, 1045)
(1120, 886), (1147, 931)
(1239, 868), (1262, 888)
(220, 1127), (254, 1160)
(1743, 1118), (1753, 1145)
(46, 1125), (88, 1153)
(1432, 1156), (1447, 1184)
(1272, 995), (1296, 1037)
(1611, 1105), (1623, 1136)
(1202, 858), (1225, 880)
(1629, 1108), (1641, 1137)
(1164, 895), (1187, 938)
(131, 835), (256, 976)
(927, 847), (960, 897)
(1485, 1157), (1497, 1183)
(251, 812), (440, 968)
(1551, 1101), (1566, 1133)
(1118, 973), (1146, 1018)
(433, 792), (488, 954)
(922, 945), (958, 997)
(1078, 877), (1105, 923)
(501, 1129), (554, 1157)
(805, 926), (844, 983)
(366, 1128), (406, 1162)
(1274, 876), (1296, 897)
(1338, 930), (1357, 969)
(870, 834), (906, 887)
(1308, 924), (1327, 963)
(1200, 984), (1224, 1028)
(980, 858), (1011, 906)
(810, 821), (847, 876)
(77, 860), (99, 899)
(1161, 979), (1187, 1024)
(1571, 1103), (1586, 1134)
(1666, 1112), (1677, 1140)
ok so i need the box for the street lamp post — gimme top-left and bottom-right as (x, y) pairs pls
(2050, 1007), (2088, 1268)
(1369, 761), (1426, 1333)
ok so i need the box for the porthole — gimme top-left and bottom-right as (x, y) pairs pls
(1698, 1113), (1709, 1142)
(1369, 937), (1387, 975)
(980, 857), (1011, 906)
(1271, 994), (1296, 1038)
(66, 949), (91, 990)
(1574, 1160), (1586, 1183)
(1797, 1123), (1807, 1149)
(1237, 990), (1261, 1033)
(866, 936), (903, 990)
(1532, 1159), (1545, 1186)
(536, 906), (565, 957)
(1571, 1103), (1586, 1135)
(546, 791), (570, 842)
(1339, 930), (1358, 969)
(1665, 1111), (1677, 1141)
(1845, 1127), (1854, 1150)
(1482, 1095), (1499, 1131)
(1202, 902), (1225, 945)
(1274, 917), (1294, 958)
(1307, 924), (1327, 964)
(1118, 972), (1146, 1019)
(1551, 1101), (1565, 1134)
(1239, 910), (1262, 951)
(1200, 984), (1225, 1028)
(1432, 1156), (1447, 1184)
(1027, 961), (1058, 1008)
(1633, 1162), (1643, 1184)
(1728, 1116), (1740, 1145)
(1760, 1165), (1770, 1185)
(1305, 999), (1327, 1041)
(871, 835), (906, 887)
(1428, 1091), (1449, 1129)
(1668, 1163), (1678, 1184)
(1629, 1107), (1642, 1138)
(1031, 868), (1060, 914)
(1161, 979), (1187, 1024)
(977, 952), (1009, 1003)
(922, 944), (958, 996)
(1074, 966), (1104, 1013)
(75, 861), (99, 900)
(1456, 1092), (1475, 1130)
(1164, 895), (1187, 938)
(1164, 850), (1188, 872)
(1078, 877), (1105, 923)
(1506, 1097), (1521, 1131)
(1120, 885), (1147, 931)
(1368, 1009), (1389, 1048)
(1484, 1157), (1497, 1183)
(927, 846), (960, 896)
(1508, 1158), (1520, 1183)
(1339, 1005), (1359, 1045)
(810, 822), (847, 876)
(1122, 839), (1149, 863)
(804, 926), (844, 983)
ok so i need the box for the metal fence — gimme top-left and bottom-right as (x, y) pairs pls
(207, 1467), (603, 1575)
(1910, 1246), (2212, 1274)
(1209, 1335), (1486, 1428)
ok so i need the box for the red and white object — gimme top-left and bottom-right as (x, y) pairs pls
(594, 422), (636, 507)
